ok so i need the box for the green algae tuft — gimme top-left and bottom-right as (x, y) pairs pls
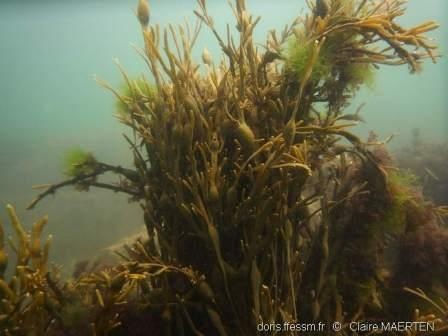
(63, 147), (97, 177)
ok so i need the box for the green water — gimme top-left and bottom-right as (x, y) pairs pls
(0, 0), (447, 272)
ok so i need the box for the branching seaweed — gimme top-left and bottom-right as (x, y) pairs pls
(22, 0), (444, 335)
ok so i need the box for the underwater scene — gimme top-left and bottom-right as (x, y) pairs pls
(1, 0), (447, 334)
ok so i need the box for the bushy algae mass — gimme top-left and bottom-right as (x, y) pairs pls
(3, 0), (447, 335)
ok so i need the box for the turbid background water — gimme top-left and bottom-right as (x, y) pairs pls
(1, 0), (447, 273)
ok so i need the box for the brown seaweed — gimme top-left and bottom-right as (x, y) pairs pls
(16, 0), (448, 335)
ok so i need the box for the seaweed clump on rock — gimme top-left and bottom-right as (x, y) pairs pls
(13, 0), (448, 335)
